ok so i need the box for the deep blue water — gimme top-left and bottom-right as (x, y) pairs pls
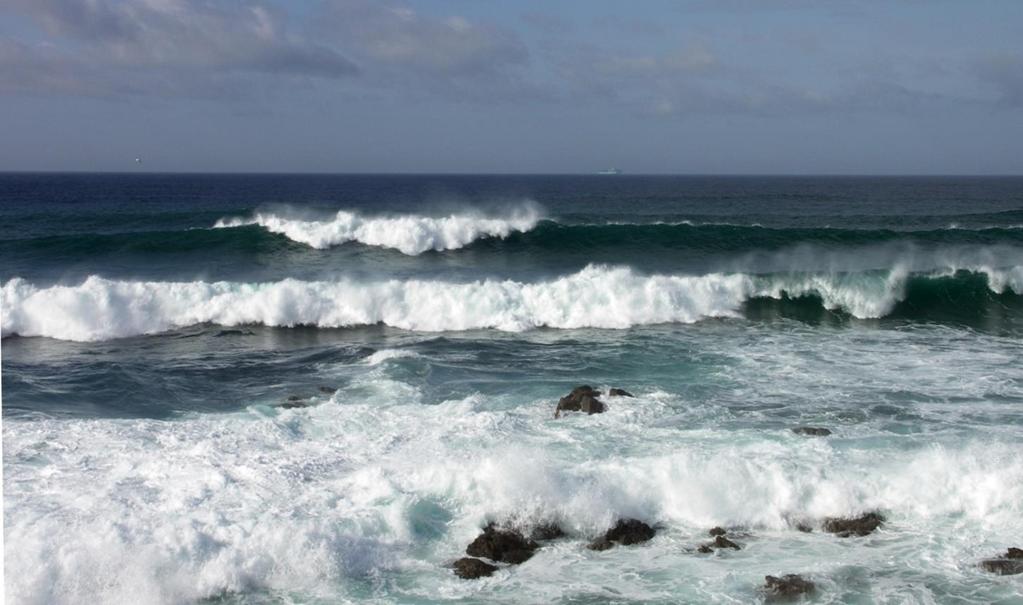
(3, 174), (1022, 604)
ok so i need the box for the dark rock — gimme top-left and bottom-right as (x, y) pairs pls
(698, 534), (741, 552)
(605, 518), (656, 545)
(579, 395), (606, 414)
(764, 574), (815, 600)
(318, 386), (337, 394)
(608, 388), (634, 397)
(709, 526), (727, 536)
(792, 427), (832, 437)
(452, 557), (497, 579)
(713, 535), (740, 550)
(555, 385), (606, 417)
(466, 525), (539, 564)
(278, 395), (310, 409)
(530, 523), (566, 541)
(587, 537), (614, 551)
(795, 522), (813, 533)
(980, 558), (1023, 575)
(981, 548), (1023, 575)
(822, 511), (884, 537)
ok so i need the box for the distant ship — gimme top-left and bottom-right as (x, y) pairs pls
(597, 168), (622, 175)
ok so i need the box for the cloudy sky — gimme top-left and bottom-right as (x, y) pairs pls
(1, 0), (1021, 173)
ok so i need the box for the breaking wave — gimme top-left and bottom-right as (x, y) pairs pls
(213, 202), (543, 255)
(3, 265), (1022, 341)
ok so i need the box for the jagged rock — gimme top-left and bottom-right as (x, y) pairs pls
(588, 519), (656, 550)
(822, 512), (884, 537)
(709, 526), (727, 536)
(605, 518), (656, 545)
(698, 534), (740, 552)
(764, 574), (815, 600)
(466, 525), (539, 564)
(792, 427), (832, 437)
(608, 388), (634, 397)
(452, 557), (497, 579)
(555, 385), (606, 417)
(530, 523), (566, 541)
(980, 547), (1023, 575)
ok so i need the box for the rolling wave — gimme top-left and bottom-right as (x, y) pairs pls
(4, 265), (1021, 341)
(213, 203), (543, 254)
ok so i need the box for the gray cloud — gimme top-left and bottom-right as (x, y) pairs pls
(974, 53), (1023, 108)
(2, 0), (358, 97)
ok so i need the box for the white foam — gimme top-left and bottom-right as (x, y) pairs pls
(4, 384), (1022, 604)
(214, 203), (542, 254)
(365, 349), (421, 365)
(4, 264), (1021, 341)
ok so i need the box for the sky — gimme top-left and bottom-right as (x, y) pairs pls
(1, 0), (1022, 174)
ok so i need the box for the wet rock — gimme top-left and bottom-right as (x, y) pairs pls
(588, 519), (656, 550)
(792, 427), (832, 437)
(608, 388), (634, 397)
(555, 385), (606, 417)
(318, 386), (338, 394)
(606, 518), (656, 545)
(822, 511), (884, 537)
(466, 525), (539, 564)
(795, 522), (814, 533)
(452, 557), (497, 579)
(980, 547), (1023, 575)
(698, 534), (740, 552)
(530, 523), (566, 541)
(763, 574), (815, 600)
(709, 526), (727, 536)
(278, 395), (310, 409)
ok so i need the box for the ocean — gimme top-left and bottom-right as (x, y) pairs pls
(2, 173), (1022, 604)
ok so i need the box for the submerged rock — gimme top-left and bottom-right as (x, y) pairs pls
(822, 512), (884, 537)
(698, 534), (741, 552)
(608, 388), (634, 397)
(452, 557), (497, 579)
(763, 574), (815, 600)
(980, 547), (1023, 575)
(318, 386), (338, 394)
(555, 385), (607, 417)
(278, 395), (310, 409)
(589, 518), (656, 550)
(466, 525), (539, 564)
(792, 426), (832, 437)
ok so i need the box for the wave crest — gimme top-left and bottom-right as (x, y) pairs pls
(3, 265), (1021, 341)
(213, 202), (542, 254)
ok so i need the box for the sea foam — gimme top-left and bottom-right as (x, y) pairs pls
(213, 202), (542, 254)
(3, 265), (1021, 341)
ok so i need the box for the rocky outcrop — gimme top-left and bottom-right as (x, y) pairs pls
(708, 526), (727, 536)
(452, 557), (497, 579)
(763, 574), (815, 600)
(980, 547), (1023, 575)
(529, 523), (566, 541)
(466, 524), (539, 564)
(822, 512), (884, 537)
(608, 388), (634, 397)
(792, 427), (831, 436)
(555, 386), (606, 417)
(587, 518), (655, 550)
(698, 534), (741, 553)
